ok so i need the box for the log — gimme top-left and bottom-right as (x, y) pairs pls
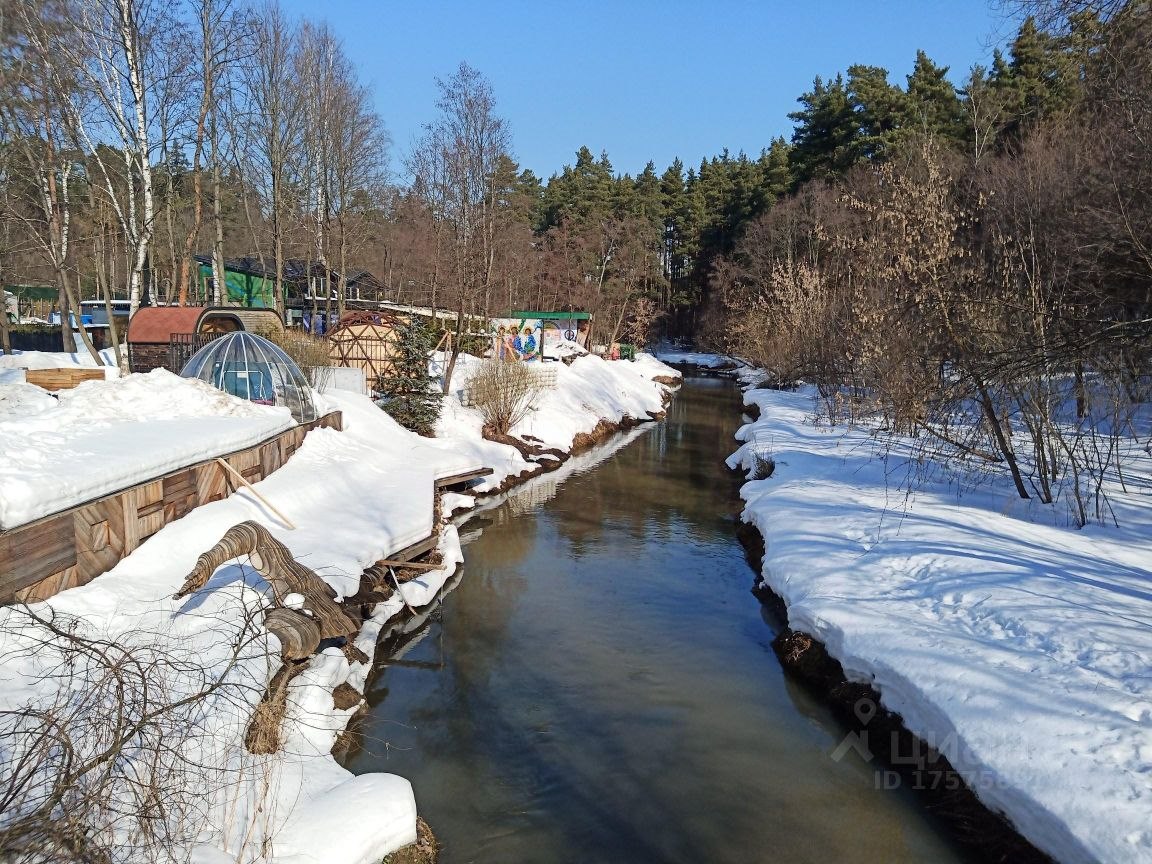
(264, 607), (321, 661)
(175, 521), (358, 640)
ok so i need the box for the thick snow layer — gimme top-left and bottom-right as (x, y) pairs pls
(269, 773), (417, 864)
(0, 381), (58, 416)
(728, 385), (1152, 864)
(652, 348), (734, 368)
(543, 337), (587, 360)
(0, 352), (678, 864)
(0, 370), (295, 529)
(0, 347), (120, 377)
(630, 351), (683, 382)
(0, 372), (476, 862)
(440, 352), (676, 460)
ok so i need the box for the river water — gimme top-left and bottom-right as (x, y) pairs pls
(344, 376), (977, 863)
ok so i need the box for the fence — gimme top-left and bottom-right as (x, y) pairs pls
(168, 331), (227, 373)
(459, 363), (557, 408)
(10, 327), (113, 353)
(10, 328), (64, 352)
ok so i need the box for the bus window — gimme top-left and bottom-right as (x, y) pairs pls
(80, 300), (131, 326)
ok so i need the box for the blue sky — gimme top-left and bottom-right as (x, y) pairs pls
(278, 0), (1021, 181)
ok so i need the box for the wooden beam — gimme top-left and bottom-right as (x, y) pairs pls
(387, 533), (438, 563)
(372, 558), (441, 571)
(434, 467), (494, 488)
(25, 367), (106, 390)
(216, 458), (296, 530)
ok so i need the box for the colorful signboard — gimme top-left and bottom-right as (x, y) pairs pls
(491, 317), (543, 361)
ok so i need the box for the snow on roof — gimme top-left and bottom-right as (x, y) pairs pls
(0, 369), (294, 529)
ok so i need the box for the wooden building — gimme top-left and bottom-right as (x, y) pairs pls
(0, 412), (342, 604)
(193, 255), (389, 328)
(326, 310), (406, 387)
(127, 306), (285, 373)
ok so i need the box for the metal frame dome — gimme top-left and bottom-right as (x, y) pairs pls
(179, 330), (319, 423)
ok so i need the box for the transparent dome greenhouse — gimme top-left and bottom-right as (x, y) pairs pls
(179, 331), (319, 423)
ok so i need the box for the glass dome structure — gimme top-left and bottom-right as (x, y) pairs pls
(179, 331), (319, 423)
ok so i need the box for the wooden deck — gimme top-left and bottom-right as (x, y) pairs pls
(0, 412), (343, 604)
(386, 532), (440, 563)
(434, 467), (494, 489)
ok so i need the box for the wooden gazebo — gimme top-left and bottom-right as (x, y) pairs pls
(326, 310), (405, 388)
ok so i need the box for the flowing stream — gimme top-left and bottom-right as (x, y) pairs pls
(344, 376), (978, 863)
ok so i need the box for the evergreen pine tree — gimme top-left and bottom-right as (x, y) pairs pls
(905, 50), (967, 148)
(999, 16), (1081, 143)
(847, 64), (909, 158)
(756, 137), (793, 203)
(660, 159), (692, 282)
(377, 316), (442, 437)
(632, 161), (663, 227)
(788, 74), (862, 183)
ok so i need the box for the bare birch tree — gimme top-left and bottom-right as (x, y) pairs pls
(2, 0), (97, 359)
(54, 0), (180, 316)
(329, 62), (389, 314)
(410, 62), (511, 393)
(294, 21), (341, 322)
(240, 1), (299, 315)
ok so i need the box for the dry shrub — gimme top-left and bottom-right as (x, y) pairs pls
(0, 604), (267, 863)
(621, 296), (664, 349)
(466, 359), (546, 436)
(264, 329), (334, 391)
(243, 662), (307, 755)
(383, 817), (439, 864)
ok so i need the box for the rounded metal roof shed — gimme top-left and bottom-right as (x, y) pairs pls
(127, 306), (287, 374)
(127, 307), (285, 344)
(127, 307), (207, 344)
(179, 331), (319, 424)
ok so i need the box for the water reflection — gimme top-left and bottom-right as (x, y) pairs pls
(345, 377), (978, 864)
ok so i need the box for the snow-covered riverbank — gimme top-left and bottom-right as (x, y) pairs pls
(0, 350), (679, 863)
(727, 374), (1152, 864)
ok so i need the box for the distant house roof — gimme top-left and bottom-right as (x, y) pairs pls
(127, 307), (204, 343)
(194, 255), (288, 281)
(193, 255), (383, 290)
(4, 285), (58, 301)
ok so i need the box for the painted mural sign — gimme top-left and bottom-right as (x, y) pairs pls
(491, 318), (543, 362)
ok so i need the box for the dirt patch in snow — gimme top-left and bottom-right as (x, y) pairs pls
(383, 817), (439, 864)
(570, 418), (622, 452)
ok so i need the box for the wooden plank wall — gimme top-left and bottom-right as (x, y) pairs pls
(0, 412), (343, 605)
